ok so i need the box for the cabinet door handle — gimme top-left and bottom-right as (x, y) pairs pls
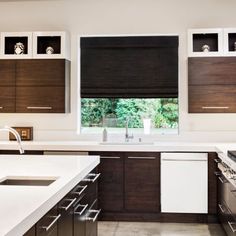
(59, 198), (77, 211)
(40, 214), (61, 231)
(202, 106), (229, 109)
(214, 171), (221, 176)
(0, 107), (3, 109)
(74, 204), (88, 215)
(100, 156), (121, 159)
(214, 159), (221, 163)
(218, 176), (227, 184)
(27, 106), (52, 110)
(73, 185), (87, 196)
(228, 222), (236, 233)
(83, 173), (101, 182)
(218, 204), (225, 213)
(128, 156), (156, 160)
(86, 209), (101, 222)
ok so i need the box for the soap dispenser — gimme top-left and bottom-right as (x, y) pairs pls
(102, 128), (108, 142)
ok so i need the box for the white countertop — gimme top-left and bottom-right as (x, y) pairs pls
(0, 140), (223, 152)
(0, 155), (99, 236)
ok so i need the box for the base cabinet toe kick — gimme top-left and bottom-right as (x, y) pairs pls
(24, 169), (100, 236)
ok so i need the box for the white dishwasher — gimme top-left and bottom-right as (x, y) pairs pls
(161, 153), (208, 213)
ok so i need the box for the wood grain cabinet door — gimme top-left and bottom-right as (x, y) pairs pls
(0, 60), (16, 112)
(16, 86), (65, 113)
(95, 152), (124, 213)
(16, 59), (65, 87)
(124, 152), (160, 212)
(189, 85), (236, 113)
(0, 87), (15, 112)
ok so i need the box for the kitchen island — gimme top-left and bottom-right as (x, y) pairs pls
(0, 155), (99, 236)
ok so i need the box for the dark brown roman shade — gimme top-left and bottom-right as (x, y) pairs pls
(80, 36), (178, 98)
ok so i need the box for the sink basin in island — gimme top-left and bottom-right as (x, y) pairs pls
(0, 176), (57, 186)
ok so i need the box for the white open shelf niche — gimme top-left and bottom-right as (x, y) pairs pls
(0, 31), (70, 59)
(188, 28), (236, 57)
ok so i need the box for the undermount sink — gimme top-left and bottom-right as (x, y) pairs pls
(0, 176), (58, 186)
(100, 142), (154, 145)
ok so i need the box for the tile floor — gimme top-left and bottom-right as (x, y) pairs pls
(98, 222), (226, 236)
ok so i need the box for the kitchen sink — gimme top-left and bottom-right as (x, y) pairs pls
(100, 142), (154, 145)
(0, 176), (57, 186)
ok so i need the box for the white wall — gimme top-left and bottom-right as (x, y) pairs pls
(1, 0), (236, 141)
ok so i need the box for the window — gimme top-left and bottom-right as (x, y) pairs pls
(81, 98), (178, 134)
(80, 36), (179, 134)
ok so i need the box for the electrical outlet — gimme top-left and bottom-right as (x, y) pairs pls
(9, 127), (33, 141)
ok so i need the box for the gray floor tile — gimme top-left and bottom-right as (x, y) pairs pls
(98, 222), (226, 236)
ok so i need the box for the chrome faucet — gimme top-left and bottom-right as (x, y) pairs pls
(0, 126), (24, 154)
(125, 118), (134, 142)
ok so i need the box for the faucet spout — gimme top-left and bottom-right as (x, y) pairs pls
(0, 126), (24, 154)
(125, 118), (134, 142)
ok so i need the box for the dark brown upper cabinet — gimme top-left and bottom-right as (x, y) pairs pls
(0, 59), (70, 113)
(188, 57), (236, 113)
(0, 60), (16, 112)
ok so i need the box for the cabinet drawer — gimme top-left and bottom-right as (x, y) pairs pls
(16, 59), (65, 86)
(189, 85), (236, 113)
(0, 87), (15, 112)
(218, 203), (236, 236)
(16, 86), (65, 113)
(36, 205), (60, 236)
(188, 57), (236, 85)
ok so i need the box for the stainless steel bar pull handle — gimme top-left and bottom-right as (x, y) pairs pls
(86, 209), (101, 222)
(74, 204), (88, 215)
(83, 173), (101, 183)
(100, 156), (121, 159)
(202, 106), (229, 109)
(214, 171), (221, 176)
(73, 185), (87, 196)
(214, 159), (221, 163)
(0, 107), (3, 109)
(218, 176), (227, 184)
(228, 221), (236, 233)
(128, 156), (156, 160)
(60, 198), (77, 211)
(218, 204), (225, 213)
(40, 214), (61, 231)
(27, 106), (52, 110)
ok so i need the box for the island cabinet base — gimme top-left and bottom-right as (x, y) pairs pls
(23, 168), (100, 236)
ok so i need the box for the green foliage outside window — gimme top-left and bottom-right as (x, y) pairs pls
(81, 98), (178, 129)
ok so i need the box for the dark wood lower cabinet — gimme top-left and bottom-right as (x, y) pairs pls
(125, 152), (160, 212)
(24, 226), (36, 236)
(96, 152), (124, 213)
(0, 86), (15, 113)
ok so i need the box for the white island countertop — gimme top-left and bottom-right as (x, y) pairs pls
(0, 155), (99, 236)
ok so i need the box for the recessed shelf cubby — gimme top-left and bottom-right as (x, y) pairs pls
(192, 33), (218, 52)
(33, 31), (70, 59)
(188, 29), (223, 57)
(37, 36), (61, 54)
(0, 32), (32, 59)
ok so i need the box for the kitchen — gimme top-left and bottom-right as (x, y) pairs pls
(1, 0), (236, 236)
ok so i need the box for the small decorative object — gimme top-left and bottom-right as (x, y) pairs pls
(234, 42), (236, 51)
(202, 44), (210, 52)
(14, 42), (25, 55)
(46, 46), (54, 54)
